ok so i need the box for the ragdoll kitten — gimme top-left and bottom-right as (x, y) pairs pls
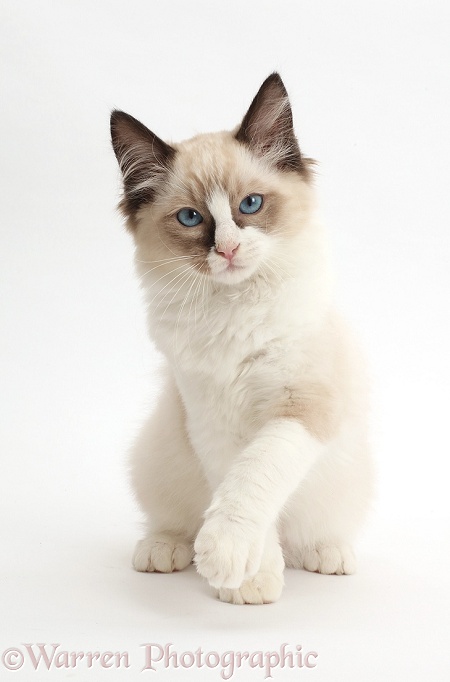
(110, 73), (373, 605)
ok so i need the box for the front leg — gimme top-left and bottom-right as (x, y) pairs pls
(194, 418), (323, 594)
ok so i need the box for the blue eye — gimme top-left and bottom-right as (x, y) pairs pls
(239, 194), (263, 214)
(177, 208), (203, 227)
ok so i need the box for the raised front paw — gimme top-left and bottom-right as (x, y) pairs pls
(218, 571), (284, 605)
(194, 514), (263, 589)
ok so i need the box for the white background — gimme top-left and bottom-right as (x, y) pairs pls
(1, 1), (450, 680)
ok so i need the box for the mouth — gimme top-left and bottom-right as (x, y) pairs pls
(210, 260), (255, 285)
(223, 262), (244, 272)
(215, 260), (248, 277)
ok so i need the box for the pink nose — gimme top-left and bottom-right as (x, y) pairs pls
(216, 244), (239, 261)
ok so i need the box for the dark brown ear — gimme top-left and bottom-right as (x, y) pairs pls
(110, 110), (176, 216)
(235, 73), (303, 173)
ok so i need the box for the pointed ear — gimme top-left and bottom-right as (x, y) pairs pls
(110, 110), (176, 216)
(235, 73), (303, 173)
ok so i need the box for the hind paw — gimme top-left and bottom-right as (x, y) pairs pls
(300, 544), (356, 575)
(133, 533), (193, 573)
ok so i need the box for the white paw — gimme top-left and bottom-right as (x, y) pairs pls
(194, 515), (264, 589)
(302, 544), (356, 575)
(218, 571), (284, 605)
(133, 533), (193, 573)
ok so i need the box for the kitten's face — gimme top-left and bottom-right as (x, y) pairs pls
(133, 133), (313, 286)
(111, 73), (314, 287)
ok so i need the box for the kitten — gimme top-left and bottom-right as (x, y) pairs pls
(110, 73), (373, 604)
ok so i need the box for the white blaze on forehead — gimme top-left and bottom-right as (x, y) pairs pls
(207, 189), (233, 224)
(207, 189), (240, 249)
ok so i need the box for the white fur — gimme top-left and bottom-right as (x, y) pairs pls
(128, 186), (373, 604)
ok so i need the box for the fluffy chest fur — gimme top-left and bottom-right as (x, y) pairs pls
(144, 270), (326, 485)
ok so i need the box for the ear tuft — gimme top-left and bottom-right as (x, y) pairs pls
(235, 73), (304, 173)
(110, 111), (175, 217)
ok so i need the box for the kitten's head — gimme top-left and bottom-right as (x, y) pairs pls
(111, 73), (315, 287)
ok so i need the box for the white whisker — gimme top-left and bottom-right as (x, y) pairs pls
(147, 265), (194, 309)
(139, 262), (192, 294)
(136, 255), (200, 265)
(151, 268), (198, 347)
(174, 267), (203, 359)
